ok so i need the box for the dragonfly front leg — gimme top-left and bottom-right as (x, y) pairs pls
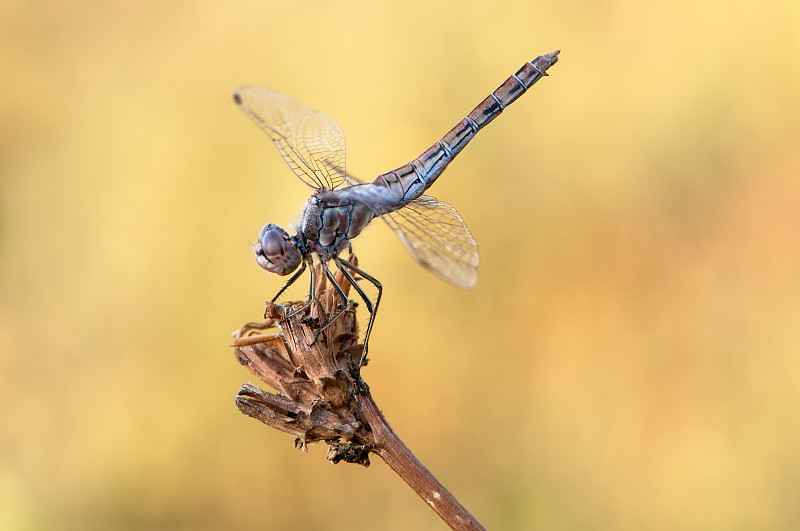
(269, 259), (308, 305)
(277, 257), (316, 321)
(335, 256), (383, 369)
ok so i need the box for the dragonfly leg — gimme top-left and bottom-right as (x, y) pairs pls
(309, 260), (351, 346)
(278, 258), (316, 321)
(268, 259), (308, 305)
(335, 257), (382, 369)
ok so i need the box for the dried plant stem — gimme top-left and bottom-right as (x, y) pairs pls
(232, 258), (485, 530)
(359, 393), (485, 530)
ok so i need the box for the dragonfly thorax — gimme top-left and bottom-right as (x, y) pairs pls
(296, 194), (375, 261)
(255, 223), (303, 276)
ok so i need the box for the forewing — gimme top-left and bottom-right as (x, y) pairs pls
(381, 196), (479, 290)
(234, 86), (346, 190)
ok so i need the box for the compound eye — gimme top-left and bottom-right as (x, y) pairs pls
(261, 230), (286, 258)
(257, 228), (301, 274)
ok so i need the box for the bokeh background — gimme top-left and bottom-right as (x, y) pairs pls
(2, 0), (799, 529)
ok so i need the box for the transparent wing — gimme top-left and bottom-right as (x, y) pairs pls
(234, 86), (346, 190)
(381, 195), (479, 290)
(321, 159), (364, 187)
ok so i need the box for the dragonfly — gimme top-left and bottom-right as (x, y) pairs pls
(234, 50), (559, 365)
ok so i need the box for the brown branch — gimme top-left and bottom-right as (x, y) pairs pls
(231, 256), (485, 530)
(360, 394), (485, 530)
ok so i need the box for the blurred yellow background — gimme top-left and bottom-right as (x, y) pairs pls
(2, 0), (799, 529)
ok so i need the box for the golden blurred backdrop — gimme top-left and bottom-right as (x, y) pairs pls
(2, 0), (800, 529)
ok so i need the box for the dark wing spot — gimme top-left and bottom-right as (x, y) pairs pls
(233, 91), (243, 105)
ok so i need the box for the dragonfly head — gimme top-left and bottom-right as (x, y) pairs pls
(255, 224), (302, 275)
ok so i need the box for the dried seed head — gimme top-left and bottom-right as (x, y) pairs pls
(232, 256), (373, 461)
